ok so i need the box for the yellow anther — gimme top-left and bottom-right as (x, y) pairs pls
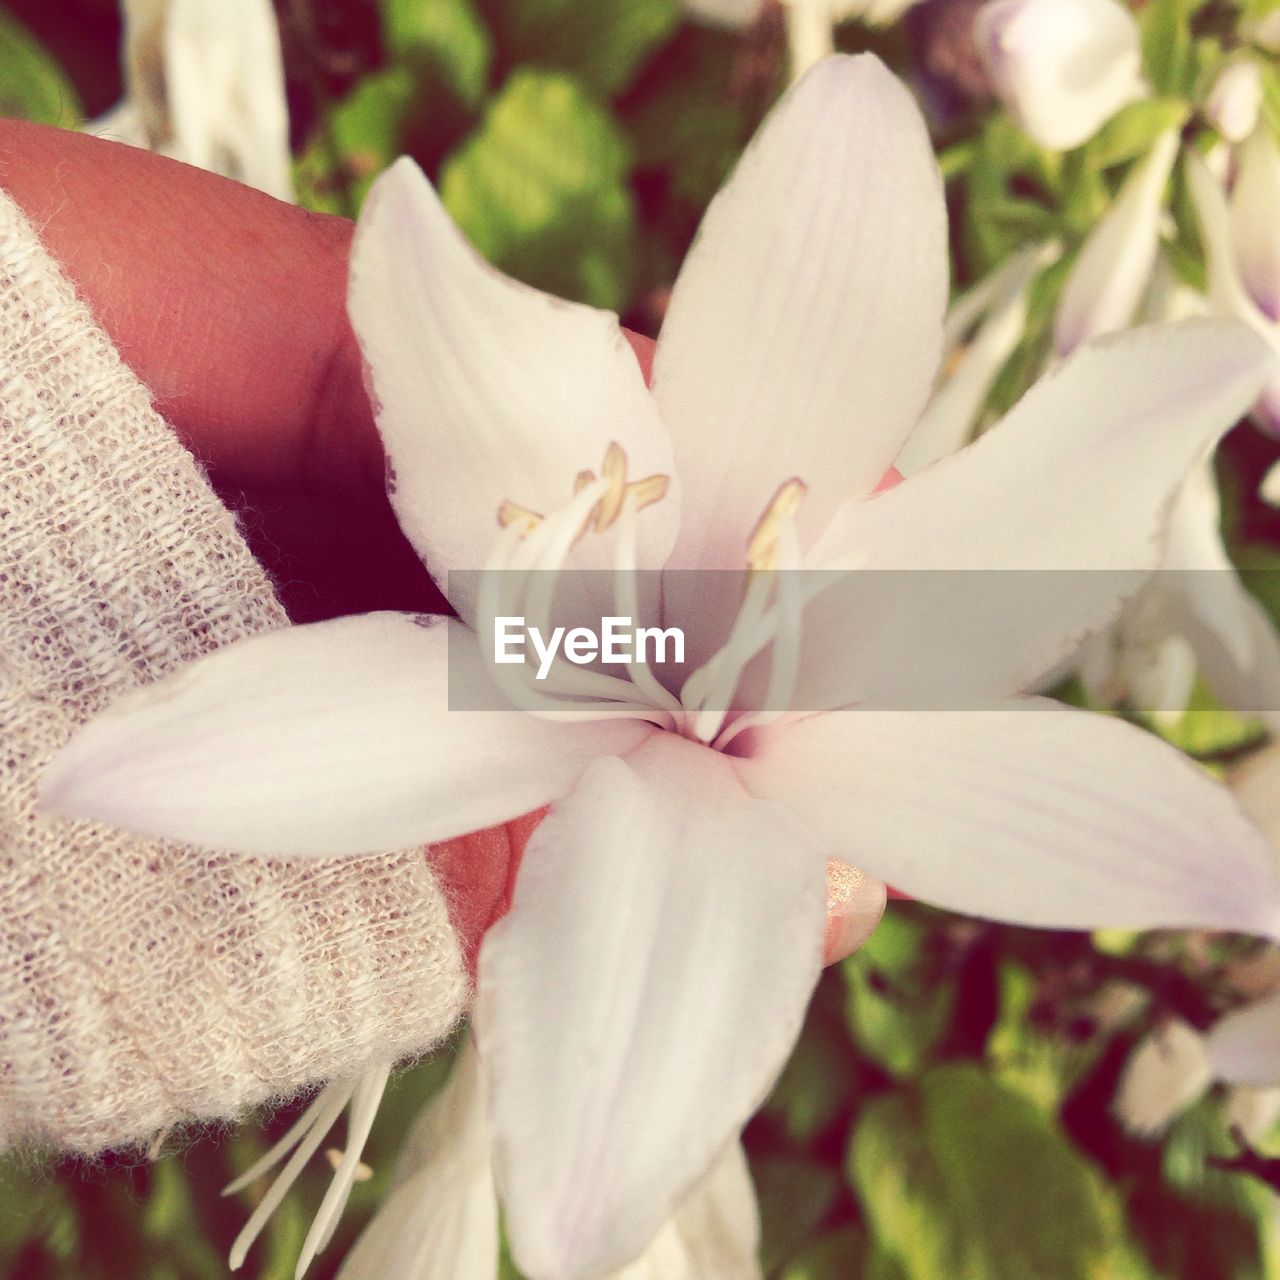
(497, 500), (542, 533)
(746, 478), (807, 573)
(496, 442), (670, 543)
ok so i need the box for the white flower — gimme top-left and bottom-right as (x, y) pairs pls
(1188, 130), (1280, 435)
(89, 0), (293, 200)
(43, 55), (1280, 1280)
(974, 0), (1145, 150)
(337, 1038), (762, 1280)
(1205, 59), (1265, 145)
(1053, 131), (1179, 357)
(1115, 1019), (1213, 1137)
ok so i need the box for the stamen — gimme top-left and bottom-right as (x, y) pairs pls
(293, 1066), (390, 1278)
(226, 1080), (356, 1271)
(497, 500), (541, 533)
(747, 478), (807, 573)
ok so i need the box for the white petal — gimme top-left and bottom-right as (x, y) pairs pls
(604, 1142), (761, 1280)
(898, 241), (1057, 474)
(476, 734), (826, 1280)
(737, 699), (1280, 935)
(163, 0), (294, 199)
(652, 54), (946, 572)
(783, 2), (836, 81)
(974, 0), (1144, 150)
(348, 160), (677, 619)
(338, 1040), (498, 1280)
(1231, 743), (1280, 847)
(1052, 130), (1178, 356)
(1226, 1085), (1280, 1142)
(1187, 149), (1280, 433)
(1159, 461), (1280, 733)
(1208, 996), (1280, 1087)
(681, 0), (764, 27)
(801, 321), (1274, 710)
(1114, 1021), (1212, 1136)
(1206, 60), (1264, 145)
(1231, 125), (1280, 322)
(41, 614), (649, 856)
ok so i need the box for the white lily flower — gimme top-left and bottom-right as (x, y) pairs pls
(89, 0), (293, 200)
(338, 1038), (761, 1280)
(973, 0), (1145, 151)
(1115, 1019), (1213, 1136)
(1205, 59), (1265, 145)
(43, 55), (1280, 1280)
(1053, 130), (1179, 356)
(1188, 137), (1280, 435)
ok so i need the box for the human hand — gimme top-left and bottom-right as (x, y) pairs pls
(1, 119), (884, 969)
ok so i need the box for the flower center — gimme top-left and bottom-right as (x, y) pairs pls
(484, 444), (815, 746)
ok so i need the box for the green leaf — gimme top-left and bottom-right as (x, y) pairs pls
(1141, 0), (1193, 97)
(778, 1226), (872, 1280)
(383, 0), (493, 107)
(842, 911), (956, 1078)
(849, 1066), (1116, 1280)
(294, 69), (417, 215)
(440, 69), (636, 308)
(0, 11), (80, 126)
(1086, 99), (1190, 172)
(766, 1002), (856, 1144)
(756, 1157), (842, 1274)
(497, 0), (679, 97)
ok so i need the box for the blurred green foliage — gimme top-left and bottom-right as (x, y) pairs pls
(8, 0), (1280, 1277)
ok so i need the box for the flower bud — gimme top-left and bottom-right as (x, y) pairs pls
(1053, 130), (1178, 355)
(974, 0), (1145, 150)
(1205, 60), (1264, 144)
(1115, 1020), (1213, 1136)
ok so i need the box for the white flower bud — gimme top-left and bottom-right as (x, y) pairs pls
(974, 0), (1145, 150)
(1206, 60), (1264, 144)
(1115, 1020), (1213, 1136)
(1053, 130), (1179, 355)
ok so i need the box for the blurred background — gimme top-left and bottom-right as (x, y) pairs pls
(7, 0), (1280, 1276)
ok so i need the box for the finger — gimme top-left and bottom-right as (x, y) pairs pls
(0, 117), (379, 499)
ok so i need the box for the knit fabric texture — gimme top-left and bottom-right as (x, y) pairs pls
(0, 189), (468, 1155)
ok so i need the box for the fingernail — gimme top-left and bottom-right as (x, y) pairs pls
(823, 859), (887, 966)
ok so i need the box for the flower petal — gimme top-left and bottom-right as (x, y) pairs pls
(1208, 996), (1280, 1087)
(1231, 124), (1280, 322)
(974, 0), (1144, 151)
(1159, 461), (1280, 733)
(1187, 149), (1280, 434)
(800, 320), (1274, 710)
(897, 241), (1056, 474)
(348, 159), (677, 618)
(163, 0), (294, 199)
(41, 614), (649, 856)
(652, 54), (946, 572)
(475, 733), (825, 1280)
(1113, 1021), (1212, 1137)
(1052, 129), (1178, 356)
(737, 699), (1280, 936)
(337, 1040), (498, 1280)
(605, 1142), (762, 1280)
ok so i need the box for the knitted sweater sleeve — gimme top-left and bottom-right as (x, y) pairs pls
(0, 188), (468, 1155)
